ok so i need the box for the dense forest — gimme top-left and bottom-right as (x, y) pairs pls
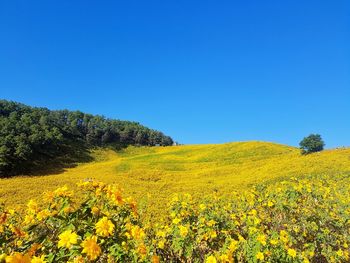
(0, 100), (173, 177)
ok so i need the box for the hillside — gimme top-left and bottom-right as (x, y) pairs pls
(0, 100), (173, 176)
(1, 141), (349, 218)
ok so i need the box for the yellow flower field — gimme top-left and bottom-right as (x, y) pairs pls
(1, 173), (349, 262)
(1, 141), (350, 261)
(0, 141), (349, 220)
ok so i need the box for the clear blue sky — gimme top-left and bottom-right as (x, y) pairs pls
(1, 1), (349, 148)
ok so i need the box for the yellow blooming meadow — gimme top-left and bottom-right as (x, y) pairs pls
(0, 174), (350, 262)
(2, 142), (350, 223)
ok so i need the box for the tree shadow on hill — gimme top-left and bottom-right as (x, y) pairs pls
(27, 141), (94, 176)
(27, 142), (130, 176)
(2, 141), (130, 178)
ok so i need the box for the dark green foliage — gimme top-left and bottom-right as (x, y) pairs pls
(0, 100), (173, 177)
(299, 134), (325, 154)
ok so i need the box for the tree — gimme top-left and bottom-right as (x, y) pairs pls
(0, 99), (174, 176)
(299, 134), (325, 154)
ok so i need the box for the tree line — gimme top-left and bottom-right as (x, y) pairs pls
(0, 100), (173, 177)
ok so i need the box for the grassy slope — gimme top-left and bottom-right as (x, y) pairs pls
(1, 141), (350, 218)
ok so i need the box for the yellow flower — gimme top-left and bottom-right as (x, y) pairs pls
(238, 235), (245, 242)
(10, 225), (26, 238)
(151, 255), (160, 263)
(72, 256), (84, 263)
(336, 249), (343, 257)
(24, 214), (35, 225)
(137, 243), (147, 257)
(219, 254), (229, 262)
(209, 230), (217, 239)
(5, 253), (31, 263)
(130, 225), (145, 240)
(54, 185), (72, 197)
(95, 217), (115, 237)
(205, 255), (217, 263)
(257, 234), (267, 246)
(199, 204), (206, 210)
(27, 200), (38, 212)
(288, 248), (297, 258)
(81, 236), (101, 261)
(43, 191), (54, 203)
(36, 209), (51, 221)
(58, 230), (78, 249)
(171, 195), (179, 202)
(179, 225), (188, 237)
(229, 239), (238, 252)
(249, 209), (257, 216)
(256, 252), (264, 261)
(270, 239), (278, 246)
(280, 230), (289, 243)
(158, 240), (165, 249)
(172, 218), (181, 224)
(16, 240), (23, 247)
(267, 200), (274, 207)
(107, 189), (124, 205)
(63, 206), (73, 214)
(91, 206), (99, 216)
(31, 255), (46, 263)
(206, 219), (216, 227)
(156, 230), (166, 238)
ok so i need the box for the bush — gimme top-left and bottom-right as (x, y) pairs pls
(299, 134), (325, 154)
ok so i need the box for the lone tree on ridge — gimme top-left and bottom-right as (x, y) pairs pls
(299, 134), (325, 155)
